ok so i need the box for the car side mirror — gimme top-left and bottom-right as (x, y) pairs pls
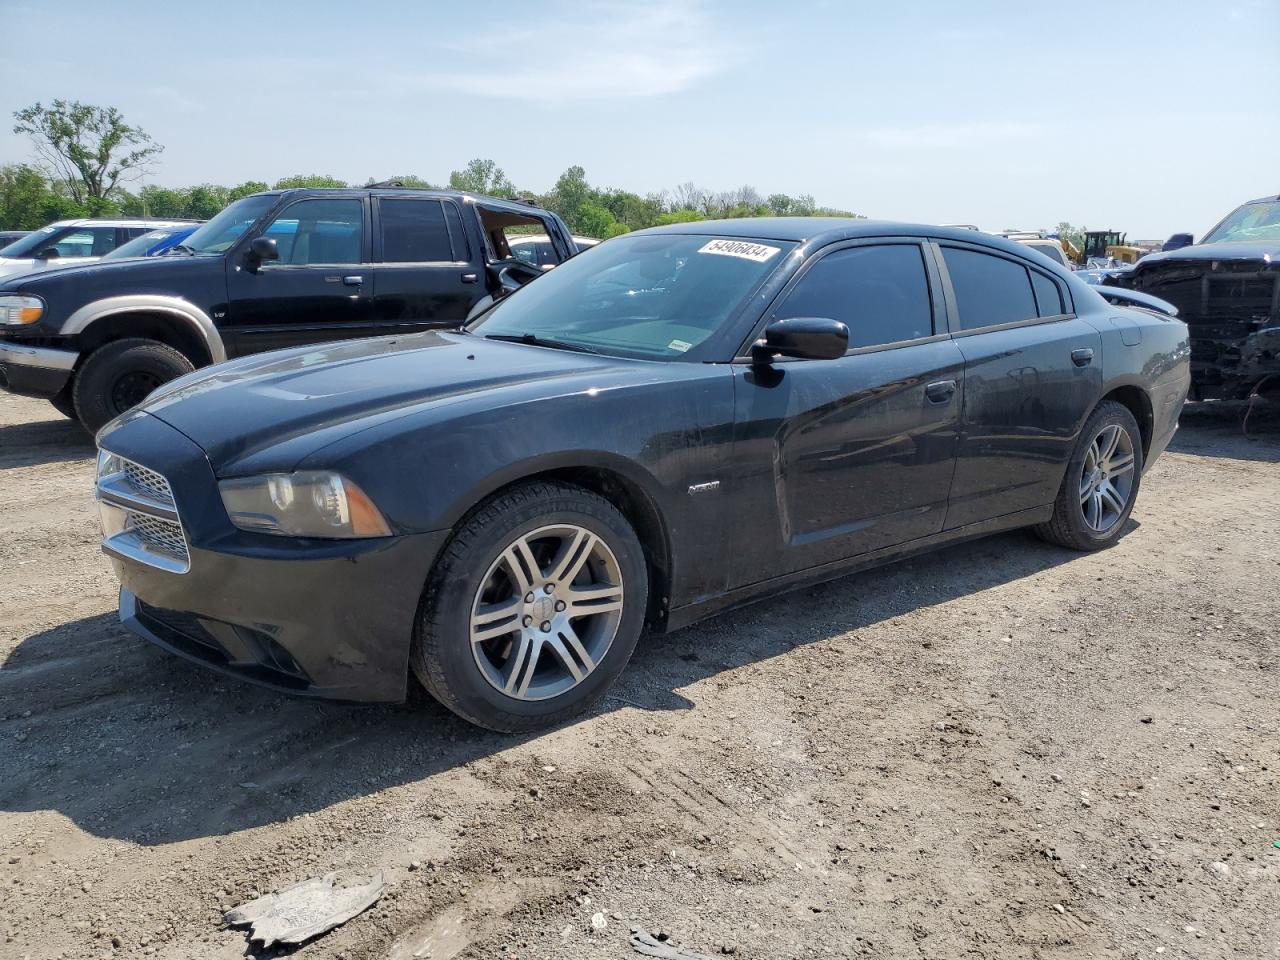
(753, 317), (849, 363)
(1162, 232), (1194, 251)
(247, 236), (279, 269)
(35, 247), (60, 260)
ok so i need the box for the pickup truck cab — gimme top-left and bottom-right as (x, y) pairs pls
(0, 188), (577, 431)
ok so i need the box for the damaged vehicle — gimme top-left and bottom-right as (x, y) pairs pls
(94, 220), (1189, 732)
(1106, 194), (1280, 399)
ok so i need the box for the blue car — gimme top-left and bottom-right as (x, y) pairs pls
(98, 225), (201, 261)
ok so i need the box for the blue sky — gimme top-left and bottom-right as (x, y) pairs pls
(1, 0), (1277, 239)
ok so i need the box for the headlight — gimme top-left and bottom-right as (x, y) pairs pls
(218, 472), (392, 539)
(0, 295), (44, 326)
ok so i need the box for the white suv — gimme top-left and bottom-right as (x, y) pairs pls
(0, 219), (196, 280)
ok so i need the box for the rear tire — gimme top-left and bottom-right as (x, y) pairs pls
(1035, 400), (1143, 551)
(411, 481), (648, 733)
(72, 338), (194, 434)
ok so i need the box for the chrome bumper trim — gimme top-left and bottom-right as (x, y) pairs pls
(0, 341), (78, 371)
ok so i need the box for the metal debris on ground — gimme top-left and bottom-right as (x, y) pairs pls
(630, 926), (718, 960)
(225, 871), (385, 947)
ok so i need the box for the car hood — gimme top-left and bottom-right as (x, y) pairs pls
(135, 331), (631, 473)
(1135, 242), (1278, 271)
(1, 253), (212, 291)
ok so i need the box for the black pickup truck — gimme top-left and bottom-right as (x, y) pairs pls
(0, 187), (578, 431)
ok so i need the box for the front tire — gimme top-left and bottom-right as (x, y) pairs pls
(72, 338), (195, 434)
(412, 481), (648, 732)
(1035, 400), (1143, 551)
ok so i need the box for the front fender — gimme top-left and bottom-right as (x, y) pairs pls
(62, 295), (227, 363)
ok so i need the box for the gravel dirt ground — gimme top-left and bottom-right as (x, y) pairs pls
(0, 390), (1277, 960)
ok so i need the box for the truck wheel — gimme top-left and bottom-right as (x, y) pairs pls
(72, 338), (194, 434)
(412, 481), (648, 732)
(48, 383), (78, 421)
(1035, 401), (1143, 551)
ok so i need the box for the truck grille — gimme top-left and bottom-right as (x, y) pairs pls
(97, 453), (190, 574)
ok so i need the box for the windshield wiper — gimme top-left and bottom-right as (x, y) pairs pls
(483, 333), (603, 355)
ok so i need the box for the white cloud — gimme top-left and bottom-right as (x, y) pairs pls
(405, 0), (735, 102)
(865, 121), (1049, 149)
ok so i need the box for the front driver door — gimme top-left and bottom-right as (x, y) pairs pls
(224, 196), (374, 356)
(730, 240), (966, 586)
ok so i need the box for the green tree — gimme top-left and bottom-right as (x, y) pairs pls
(448, 159), (514, 196)
(655, 208), (704, 226)
(272, 174), (349, 189)
(576, 203), (630, 239)
(228, 181), (270, 201)
(0, 164), (67, 229)
(13, 100), (162, 204)
(367, 174), (437, 189)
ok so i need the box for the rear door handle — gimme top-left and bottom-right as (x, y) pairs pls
(925, 379), (957, 403)
(342, 275), (364, 286)
(1071, 347), (1094, 366)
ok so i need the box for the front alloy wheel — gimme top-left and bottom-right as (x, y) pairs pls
(470, 525), (625, 701)
(412, 481), (648, 732)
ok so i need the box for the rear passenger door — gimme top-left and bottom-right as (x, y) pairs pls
(935, 241), (1102, 529)
(370, 196), (486, 335)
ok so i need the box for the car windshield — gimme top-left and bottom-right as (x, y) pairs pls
(1202, 201), (1280, 244)
(0, 224), (74, 258)
(178, 194), (277, 254)
(102, 230), (173, 261)
(468, 233), (794, 361)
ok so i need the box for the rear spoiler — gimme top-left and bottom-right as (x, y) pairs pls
(1095, 286), (1179, 317)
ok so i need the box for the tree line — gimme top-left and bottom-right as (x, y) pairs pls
(1, 101), (860, 238)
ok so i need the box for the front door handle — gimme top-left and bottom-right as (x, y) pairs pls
(925, 379), (957, 403)
(342, 275), (364, 286)
(1071, 347), (1094, 367)
(461, 272), (479, 284)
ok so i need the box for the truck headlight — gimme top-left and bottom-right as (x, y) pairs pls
(218, 472), (392, 538)
(0, 295), (44, 325)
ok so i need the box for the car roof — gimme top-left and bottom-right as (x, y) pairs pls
(271, 187), (551, 215)
(1244, 194), (1280, 204)
(45, 218), (199, 228)
(632, 217), (1045, 252)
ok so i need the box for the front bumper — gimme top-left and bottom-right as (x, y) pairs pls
(97, 410), (449, 703)
(0, 341), (77, 398)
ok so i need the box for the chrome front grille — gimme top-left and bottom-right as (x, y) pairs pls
(125, 511), (188, 561)
(123, 461), (175, 507)
(96, 451), (190, 574)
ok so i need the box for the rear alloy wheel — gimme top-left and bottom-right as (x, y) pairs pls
(412, 481), (647, 732)
(1035, 400), (1143, 551)
(72, 338), (194, 434)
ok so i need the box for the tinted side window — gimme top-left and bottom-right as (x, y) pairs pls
(442, 202), (470, 261)
(1030, 270), (1064, 317)
(774, 244), (933, 348)
(379, 199), (453, 262)
(942, 248), (1038, 330)
(262, 198), (363, 265)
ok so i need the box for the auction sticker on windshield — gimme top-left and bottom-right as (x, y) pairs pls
(697, 239), (781, 262)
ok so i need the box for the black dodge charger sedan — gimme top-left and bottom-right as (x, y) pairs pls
(94, 220), (1190, 731)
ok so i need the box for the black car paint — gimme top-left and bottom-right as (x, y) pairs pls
(0, 189), (575, 399)
(98, 220), (1191, 703)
